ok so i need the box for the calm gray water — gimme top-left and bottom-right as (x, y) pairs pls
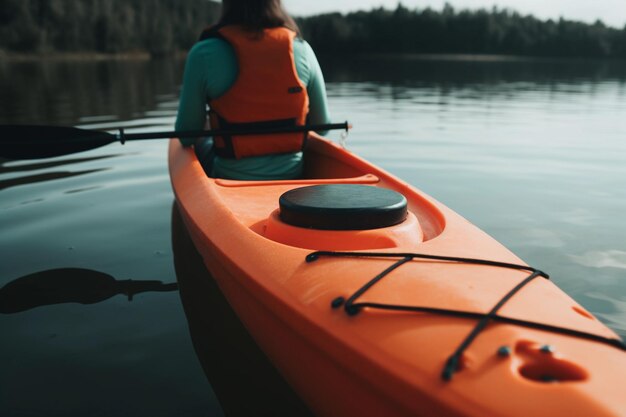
(1, 56), (625, 416)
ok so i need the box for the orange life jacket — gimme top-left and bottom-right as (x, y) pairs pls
(199, 25), (309, 159)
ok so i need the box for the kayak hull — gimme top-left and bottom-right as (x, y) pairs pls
(169, 135), (625, 417)
(191, 233), (439, 417)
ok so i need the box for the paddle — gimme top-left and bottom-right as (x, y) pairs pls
(0, 121), (351, 160)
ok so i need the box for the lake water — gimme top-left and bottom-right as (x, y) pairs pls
(1, 56), (625, 416)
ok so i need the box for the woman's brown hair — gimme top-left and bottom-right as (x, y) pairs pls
(219, 0), (300, 35)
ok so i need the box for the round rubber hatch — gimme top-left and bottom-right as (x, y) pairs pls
(279, 184), (408, 230)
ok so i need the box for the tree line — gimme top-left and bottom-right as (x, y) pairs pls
(0, 0), (220, 55)
(298, 4), (626, 58)
(1, 1), (625, 58)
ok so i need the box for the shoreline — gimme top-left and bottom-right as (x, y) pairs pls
(1, 50), (624, 63)
(341, 52), (626, 63)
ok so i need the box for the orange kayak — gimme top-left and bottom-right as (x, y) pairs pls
(168, 134), (626, 417)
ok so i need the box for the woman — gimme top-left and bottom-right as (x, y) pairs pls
(175, 0), (330, 180)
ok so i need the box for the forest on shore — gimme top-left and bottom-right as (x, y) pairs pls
(1, 0), (625, 59)
(0, 0), (221, 55)
(300, 5), (626, 58)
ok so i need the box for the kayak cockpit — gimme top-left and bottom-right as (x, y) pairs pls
(199, 137), (445, 250)
(204, 134), (445, 250)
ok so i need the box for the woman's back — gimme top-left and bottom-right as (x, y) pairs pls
(176, 26), (330, 180)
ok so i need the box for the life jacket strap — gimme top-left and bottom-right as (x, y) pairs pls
(209, 111), (306, 159)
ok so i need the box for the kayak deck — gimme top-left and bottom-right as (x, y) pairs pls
(169, 134), (625, 417)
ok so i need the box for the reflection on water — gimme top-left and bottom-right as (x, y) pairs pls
(0, 58), (183, 125)
(0, 154), (121, 173)
(322, 55), (626, 85)
(0, 55), (625, 415)
(0, 168), (108, 191)
(172, 203), (314, 417)
(0, 57), (214, 413)
(0, 268), (177, 314)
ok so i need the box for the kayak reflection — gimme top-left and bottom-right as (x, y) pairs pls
(0, 268), (177, 314)
(171, 202), (314, 417)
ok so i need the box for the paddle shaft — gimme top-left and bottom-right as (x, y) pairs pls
(0, 121), (351, 159)
(117, 122), (351, 142)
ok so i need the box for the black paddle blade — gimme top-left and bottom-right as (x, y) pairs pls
(0, 125), (116, 160)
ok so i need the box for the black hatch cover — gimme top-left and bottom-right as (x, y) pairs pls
(279, 184), (408, 230)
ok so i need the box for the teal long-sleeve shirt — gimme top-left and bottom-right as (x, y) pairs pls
(175, 35), (330, 180)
